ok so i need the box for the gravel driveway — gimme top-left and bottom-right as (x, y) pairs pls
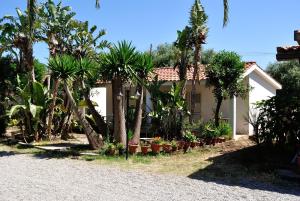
(0, 153), (299, 201)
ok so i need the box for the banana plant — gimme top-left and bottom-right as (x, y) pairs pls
(149, 82), (189, 140)
(9, 78), (48, 142)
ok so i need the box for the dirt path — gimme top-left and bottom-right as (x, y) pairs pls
(0, 154), (299, 201)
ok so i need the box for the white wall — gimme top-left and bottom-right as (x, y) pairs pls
(248, 70), (277, 135)
(90, 87), (107, 119)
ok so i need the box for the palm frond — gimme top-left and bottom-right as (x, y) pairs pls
(48, 55), (77, 80)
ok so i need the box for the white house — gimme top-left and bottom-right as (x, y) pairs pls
(92, 62), (282, 140)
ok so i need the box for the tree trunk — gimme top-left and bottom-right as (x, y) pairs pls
(190, 44), (201, 123)
(112, 77), (126, 144)
(81, 82), (109, 136)
(132, 85), (144, 144)
(46, 78), (60, 140)
(60, 95), (73, 140)
(215, 97), (223, 127)
(63, 81), (103, 149)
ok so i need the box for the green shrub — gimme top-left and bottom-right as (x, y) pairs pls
(202, 121), (217, 138)
(183, 130), (197, 142)
(183, 118), (205, 136)
(201, 121), (232, 139)
(216, 122), (232, 138)
(255, 90), (300, 146)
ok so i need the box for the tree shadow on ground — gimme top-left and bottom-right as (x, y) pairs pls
(0, 151), (16, 157)
(188, 144), (300, 196)
(31, 144), (92, 160)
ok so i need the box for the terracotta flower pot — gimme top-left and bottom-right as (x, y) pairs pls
(151, 143), (161, 154)
(163, 144), (172, 153)
(172, 146), (178, 152)
(195, 141), (201, 147)
(107, 149), (116, 156)
(183, 142), (191, 153)
(129, 144), (139, 154)
(141, 146), (150, 155)
(205, 138), (212, 145)
(177, 141), (185, 150)
(190, 142), (196, 148)
(212, 138), (217, 146)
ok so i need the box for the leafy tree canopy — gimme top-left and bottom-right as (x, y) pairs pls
(152, 43), (216, 67)
(267, 61), (300, 92)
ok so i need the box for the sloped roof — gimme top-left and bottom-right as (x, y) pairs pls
(151, 62), (257, 82)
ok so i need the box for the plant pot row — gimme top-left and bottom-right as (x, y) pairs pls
(113, 137), (227, 156)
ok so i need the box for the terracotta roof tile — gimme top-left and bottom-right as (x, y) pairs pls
(277, 46), (300, 53)
(151, 62), (256, 82)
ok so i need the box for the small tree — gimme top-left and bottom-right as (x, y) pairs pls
(99, 41), (139, 144)
(48, 55), (103, 149)
(207, 51), (248, 127)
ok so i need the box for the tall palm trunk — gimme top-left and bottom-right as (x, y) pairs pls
(132, 85), (144, 144)
(63, 81), (103, 149)
(26, 0), (36, 82)
(190, 44), (201, 123)
(81, 80), (109, 135)
(112, 77), (126, 144)
(46, 78), (60, 139)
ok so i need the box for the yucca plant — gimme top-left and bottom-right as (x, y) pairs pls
(48, 54), (103, 149)
(99, 41), (139, 144)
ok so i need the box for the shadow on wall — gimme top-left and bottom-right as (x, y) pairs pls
(188, 144), (300, 196)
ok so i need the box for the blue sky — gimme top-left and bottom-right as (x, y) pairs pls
(1, 0), (300, 69)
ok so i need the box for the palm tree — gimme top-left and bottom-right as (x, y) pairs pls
(68, 20), (110, 136)
(0, 6), (38, 82)
(48, 55), (103, 149)
(189, 0), (208, 123)
(38, 0), (77, 139)
(174, 26), (193, 94)
(132, 53), (154, 144)
(99, 41), (139, 144)
(76, 57), (110, 137)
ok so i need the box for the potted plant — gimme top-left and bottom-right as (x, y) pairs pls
(151, 137), (162, 154)
(128, 141), (139, 154)
(171, 140), (178, 152)
(183, 131), (197, 152)
(106, 143), (116, 156)
(162, 141), (172, 153)
(141, 142), (150, 155)
(203, 123), (216, 145)
(177, 140), (185, 150)
(116, 143), (125, 155)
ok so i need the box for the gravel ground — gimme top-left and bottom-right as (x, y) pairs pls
(0, 154), (299, 201)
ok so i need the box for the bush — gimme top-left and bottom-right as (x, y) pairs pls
(0, 102), (7, 136)
(201, 121), (232, 139)
(216, 122), (232, 138)
(255, 90), (300, 146)
(183, 130), (197, 142)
